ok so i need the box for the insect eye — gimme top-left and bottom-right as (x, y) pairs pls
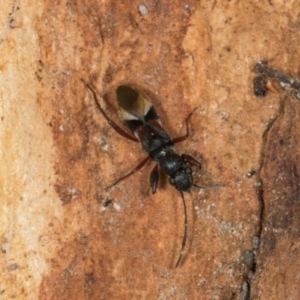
(186, 167), (192, 174)
(169, 177), (175, 185)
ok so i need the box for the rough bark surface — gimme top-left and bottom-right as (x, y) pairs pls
(0, 0), (299, 299)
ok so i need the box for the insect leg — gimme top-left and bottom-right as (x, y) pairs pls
(149, 165), (159, 194)
(182, 155), (224, 190)
(106, 156), (151, 190)
(81, 79), (139, 142)
(181, 154), (201, 168)
(175, 191), (188, 268)
(172, 108), (196, 144)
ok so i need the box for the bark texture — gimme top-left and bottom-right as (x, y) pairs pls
(0, 0), (300, 299)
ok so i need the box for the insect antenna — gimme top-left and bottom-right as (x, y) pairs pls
(193, 183), (224, 190)
(175, 184), (223, 267)
(175, 191), (188, 268)
(81, 79), (139, 142)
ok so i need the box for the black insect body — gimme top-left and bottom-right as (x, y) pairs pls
(253, 75), (267, 97)
(82, 81), (222, 267)
(116, 85), (201, 194)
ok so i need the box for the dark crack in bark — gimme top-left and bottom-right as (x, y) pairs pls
(244, 65), (289, 299)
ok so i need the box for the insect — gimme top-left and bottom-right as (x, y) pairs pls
(254, 61), (300, 99)
(103, 199), (113, 207)
(253, 75), (279, 97)
(246, 170), (256, 178)
(253, 75), (267, 97)
(82, 80), (223, 267)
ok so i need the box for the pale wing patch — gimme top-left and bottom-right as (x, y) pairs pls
(142, 95), (152, 116)
(118, 107), (139, 120)
(117, 88), (152, 120)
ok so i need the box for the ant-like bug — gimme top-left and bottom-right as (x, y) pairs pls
(82, 80), (223, 267)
